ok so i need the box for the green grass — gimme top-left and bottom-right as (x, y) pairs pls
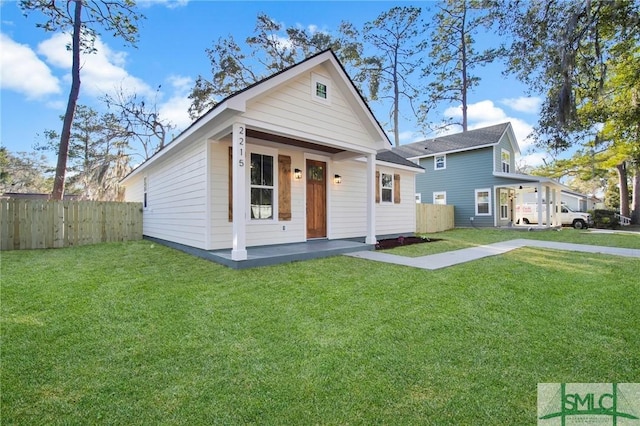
(389, 227), (640, 257)
(2, 230), (639, 425)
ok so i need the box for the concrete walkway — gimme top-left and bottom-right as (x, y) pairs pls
(345, 239), (640, 270)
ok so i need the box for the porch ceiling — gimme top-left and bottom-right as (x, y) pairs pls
(247, 129), (345, 155)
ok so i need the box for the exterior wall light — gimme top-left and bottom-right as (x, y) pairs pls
(334, 174), (342, 184)
(294, 168), (302, 180)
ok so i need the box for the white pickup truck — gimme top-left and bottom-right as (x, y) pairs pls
(516, 203), (594, 229)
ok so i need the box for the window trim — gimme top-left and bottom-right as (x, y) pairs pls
(311, 72), (331, 105)
(475, 188), (492, 216)
(501, 149), (511, 173)
(434, 154), (446, 170)
(248, 146), (278, 222)
(380, 172), (393, 203)
(433, 191), (447, 205)
(499, 188), (509, 220)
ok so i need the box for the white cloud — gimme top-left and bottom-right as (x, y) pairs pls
(37, 32), (154, 99)
(158, 75), (194, 132)
(136, 0), (189, 8)
(519, 151), (549, 168)
(500, 96), (541, 113)
(443, 100), (536, 150)
(0, 33), (60, 98)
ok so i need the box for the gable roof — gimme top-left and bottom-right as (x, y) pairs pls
(123, 50), (392, 182)
(393, 122), (519, 159)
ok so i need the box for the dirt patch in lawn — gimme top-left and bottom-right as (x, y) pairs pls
(375, 236), (441, 250)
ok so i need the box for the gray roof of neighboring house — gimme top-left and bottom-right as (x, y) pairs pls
(393, 122), (511, 159)
(376, 150), (424, 170)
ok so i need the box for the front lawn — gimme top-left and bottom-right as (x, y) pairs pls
(2, 230), (638, 424)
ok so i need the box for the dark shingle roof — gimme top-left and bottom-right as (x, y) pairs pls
(393, 123), (510, 159)
(376, 150), (424, 170)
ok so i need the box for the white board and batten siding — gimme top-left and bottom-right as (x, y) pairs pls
(125, 139), (209, 249)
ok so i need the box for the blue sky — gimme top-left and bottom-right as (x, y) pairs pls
(1, 0), (547, 167)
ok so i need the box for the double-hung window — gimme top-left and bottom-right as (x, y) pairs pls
(501, 149), (511, 173)
(250, 153), (274, 220)
(475, 188), (491, 215)
(381, 173), (393, 203)
(434, 155), (446, 170)
(433, 191), (446, 205)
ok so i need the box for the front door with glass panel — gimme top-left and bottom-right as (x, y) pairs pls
(306, 159), (326, 239)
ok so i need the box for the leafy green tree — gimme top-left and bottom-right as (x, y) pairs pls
(424, 0), (503, 132)
(497, 0), (639, 150)
(188, 13), (364, 120)
(362, 6), (426, 146)
(20, 0), (143, 200)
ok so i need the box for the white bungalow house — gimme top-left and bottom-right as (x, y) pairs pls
(122, 50), (423, 262)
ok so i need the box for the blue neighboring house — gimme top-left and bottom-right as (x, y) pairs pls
(393, 122), (574, 228)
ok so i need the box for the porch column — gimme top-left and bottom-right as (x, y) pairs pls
(536, 183), (544, 227)
(551, 187), (560, 227)
(231, 122), (247, 261)
(544, 185), (551, 227)
(365, 153), (377, 244)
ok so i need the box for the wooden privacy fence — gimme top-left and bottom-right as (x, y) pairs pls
(416, 203), (455, 233)
(1, 199), (143, 251)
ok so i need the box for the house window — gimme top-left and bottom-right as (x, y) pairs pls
(433, 191), (446, 205)
(415, 193), (422, 203)
(250, 153), (274, 220)
(475, 188), (491, 215)
(381, 173), (393, 203)
(500, 189), (509, 220)
(143, 176), (148, 208)
(434, 155), (446, 170)
(316, 82), (327, 99)
(501, 149), (510, 173)
(311, 73), (331, 104)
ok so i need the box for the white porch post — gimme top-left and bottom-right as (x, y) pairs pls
(536, 183), (544, 227)
(551, 187), (559, 227)
(544, 185), (551, 227)
(231, 122), (247, 260)
(365, 153), (377, 244)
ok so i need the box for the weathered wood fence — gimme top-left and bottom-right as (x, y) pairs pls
(1, 199), (143, 251)
(416, 203), (455, 233)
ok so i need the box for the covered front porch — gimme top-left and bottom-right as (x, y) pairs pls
(147, 236), (373, 269)
(494, 174), (567, 228)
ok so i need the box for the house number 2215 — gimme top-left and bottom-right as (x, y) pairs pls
(238, 125), (245, 167)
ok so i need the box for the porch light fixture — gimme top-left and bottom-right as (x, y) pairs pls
(294, 168), (302, 180)
(334, 174), (342, 184)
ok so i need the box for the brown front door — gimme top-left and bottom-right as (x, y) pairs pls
(306, 159), (326, 239)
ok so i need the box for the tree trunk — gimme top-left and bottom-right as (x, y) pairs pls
(631, 162), (640, 224)
(616, 162), (630, 218)
(460, 4), (468, 132)
(393, 48), (400, 147)
(51, 0), (82, 200)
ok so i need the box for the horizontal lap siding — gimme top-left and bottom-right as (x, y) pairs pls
(245, 66), (373, 148)
(208, 143), (306, 249)
(417, 148), (496, 227)
(143, 140), (208, 248)
(330, 161), (368, 239)
(376, 168), (417, 236)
